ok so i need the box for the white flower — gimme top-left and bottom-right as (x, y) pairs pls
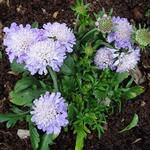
(25, 39), (66, 75)
(31, 92), (68, 134)
(94, 47), (116, 70)
(43, 22), (76, 52)
(3, 23), (39, 63)
(114, 47), (140, 72)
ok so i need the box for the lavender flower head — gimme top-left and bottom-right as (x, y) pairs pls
(94, 47), (116, 70)
(107, 17), (133, 49)
(114, 47), (140, 72)
(43, 22), (76, 53)
(3, 23), (40, 63)
(31, 92), (68, 134)
(25, 39), (66, 75)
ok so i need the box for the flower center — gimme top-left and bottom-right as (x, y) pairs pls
(28, 40), (56, 64)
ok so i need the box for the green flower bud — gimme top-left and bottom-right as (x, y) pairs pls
(85, 44), (94, 56)
(135, 29), (150, 47)
(95, 15), (113, 33)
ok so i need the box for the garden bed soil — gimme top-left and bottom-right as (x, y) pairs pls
(0, 0), (150, 149)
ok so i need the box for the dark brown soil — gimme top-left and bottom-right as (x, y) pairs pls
(0, 0), (150, 150)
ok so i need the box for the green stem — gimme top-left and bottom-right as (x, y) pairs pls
(39, 134), (52, 150)
(47, 67), (58, 92)
(39, 68), (59, 150)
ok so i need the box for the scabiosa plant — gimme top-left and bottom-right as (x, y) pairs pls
(1, 5), (146, 150)
(43, 22), (76, 53)
(107, 17), (133, 49)
(114, 47), (140, 72)
(94, 47), (116, 70)
(25, 39), (66, 75)
(31, 92), (68, 134)
(3, 23), (41, 63)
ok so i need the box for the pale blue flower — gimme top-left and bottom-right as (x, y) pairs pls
(43, 22), (76, 53)
(107, 17), (133, 49)
(3, 22), (41, 63)
(31, 92), (68, 134)
(25, 39), (66, 75)
(94, 47), (117, 70)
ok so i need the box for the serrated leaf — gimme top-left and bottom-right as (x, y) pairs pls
(119, 114), (139, 133)
(29, 121), (40, 150)
(10, 60), (26, 73)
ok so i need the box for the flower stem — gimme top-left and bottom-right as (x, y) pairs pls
(48, 67), (58, 92)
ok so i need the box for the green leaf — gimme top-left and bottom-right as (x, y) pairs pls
(29, 121), (40, 150)
(10, 60), (26, 73)
(80, 28), (97, 42)
(0, 113), (26, 128)
(112, 72), (129, 86)
(14, 77), (39, 93)
(10, 88), (44, 106)
(123, 86), (144, 99)
(61, 55), (75, 75)
(10, 77), (46, 106)
(6, 120), (17, 128)
(11, 106), (25, 114)
(62, 76), (75, 93)
(119, 114), (139, 133)
(32, 22), (39, 28)
(93, 39), (115, 50)
(145, 9), (150, 17)
(68, 103), (77, 121)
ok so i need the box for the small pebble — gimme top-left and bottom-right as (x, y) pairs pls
(17, 129), (30, 139)
(53, 11), (59, 18)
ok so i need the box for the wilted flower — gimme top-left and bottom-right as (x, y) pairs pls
(25, 39), (66, 75)
(95, 14), (113, 33)
(31, 92), (68, 134)
(94, 47), (116, 70)
(43, 22), (76, 53)
(107, 17), (133, 49)
(114, 47), (140, 72)
(3, 23), (40, 63)
(135, 28), (150, 47)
